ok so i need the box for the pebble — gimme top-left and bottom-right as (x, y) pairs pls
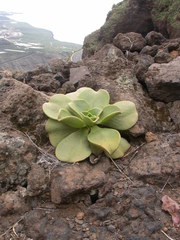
(76, 211), (85, 220)
(75, 218), (84, 224)
(107, 224), (116, 233)
(90, 233), (97, 240)
(163, 227), (168, 232)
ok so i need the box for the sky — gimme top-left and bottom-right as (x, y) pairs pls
(1, 0), (122, 44)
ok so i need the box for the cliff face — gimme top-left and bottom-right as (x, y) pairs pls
(152, 0), (180, 38)
(83, 0), (180, 58)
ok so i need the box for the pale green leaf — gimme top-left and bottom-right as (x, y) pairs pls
(110, 137), (130, 159)
(97, 105), (121, 124)
(45, 119), (77, 147)
(77, 88), (110, 109)
(68, 99), (90, 118)
(102, 101), (138, 130)
(43, 94), (71, 120)
(66, 88), (87, 100)
(43, 102), (60, 120)
(88, 126), (120, 155)
(58, 109), (86, 128)
(56, 128), (91, 162)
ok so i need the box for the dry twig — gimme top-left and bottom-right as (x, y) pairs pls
(0, 217), (24, 238)
(109, 156), (134, 184)
(160, 176), (171, 193)
(161, 230), (175, 240)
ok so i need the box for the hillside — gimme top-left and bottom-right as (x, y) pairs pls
(0, 11), (81, 71)
(83, 0), (180, 57)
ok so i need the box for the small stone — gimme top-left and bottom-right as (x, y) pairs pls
(75, 218), (84, 224)
(163, 227), (168, 232)
(90, 233), (97, 240)
(145, 132), (158, 143)
(128, 208), (140, 219)
(76, 211), (85, 220)
(129, 124), (145, 137)
(69, 222), (74, 229)
(107, 224), (116, 233)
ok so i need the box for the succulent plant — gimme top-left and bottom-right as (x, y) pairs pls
(43, 87), (138, 163)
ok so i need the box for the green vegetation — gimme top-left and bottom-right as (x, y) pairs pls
(43, 87), (138, 163)
(100, 0), (129, 41)
(152, 0), (180, 29)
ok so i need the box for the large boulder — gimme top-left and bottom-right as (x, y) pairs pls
(129, 133), (180, 184)
(51, 158), (111, 204)
(0, 78), (48, 143)
(145, 31), (166, 46)
(145, 57), (180, 102)
(113, 32), (146, 52)
(0, 131), (37, 193)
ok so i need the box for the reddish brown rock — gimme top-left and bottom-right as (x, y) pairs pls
(51, 158), (111, 204)
(129, 133), (180, 184)
(113, 32), (146, 52)
(145, 57), (180, 102)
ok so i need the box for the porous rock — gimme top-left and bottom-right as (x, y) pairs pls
(113, 32), (146, 52)
(27, 163), (47, 196)
(129, 133), (180, 184)
(145, 57), (180, 102)
(0, 187), (28, 216)
(135, 54), (154, 82)
(24, 210), (70, 240)
(50, 157), (111, 204)
(0, 131), (37, 193)
(145, 31), (166, 46)
(69, 66), (90, 84)
(154, 50), (173, 63)
(0, 78), (48, 142)
(168, 100), (180, 129)
(115, 186), (162, 239)
(28, 73), (61, 92)
(140, 45), (158, 56)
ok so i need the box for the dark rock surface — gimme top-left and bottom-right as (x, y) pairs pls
(129, 133), (180, 184)
(113, 32), (146, 52)
(0, 130), (37, 193)
(51, 157), (111, 204)
(145, 57), (180, 102)
(145, 31), (166, 46)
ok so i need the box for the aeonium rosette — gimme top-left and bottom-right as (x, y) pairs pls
(42, 87), (138, 163)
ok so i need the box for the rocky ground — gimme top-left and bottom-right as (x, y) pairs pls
(0, 30), (180, 240)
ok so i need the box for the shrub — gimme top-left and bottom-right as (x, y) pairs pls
(42, 87), (138, 163)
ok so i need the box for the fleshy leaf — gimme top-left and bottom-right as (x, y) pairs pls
(77, 88), (110, 109)
(68, 99), (90, 118)
(43, 94), (71, 120)
(66, 88), (87, 100)
(88, 126), (120, 155)
(45, 119), (77, 147)
(88, 108), (102, 117)
(102, 101), (138, 130)
(56, 128), (91, 162)
(97, 105), (121, 124)
(110, 137), (130, 159)
(89, 143), (103, 156)
(58, 109), (86, 128)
